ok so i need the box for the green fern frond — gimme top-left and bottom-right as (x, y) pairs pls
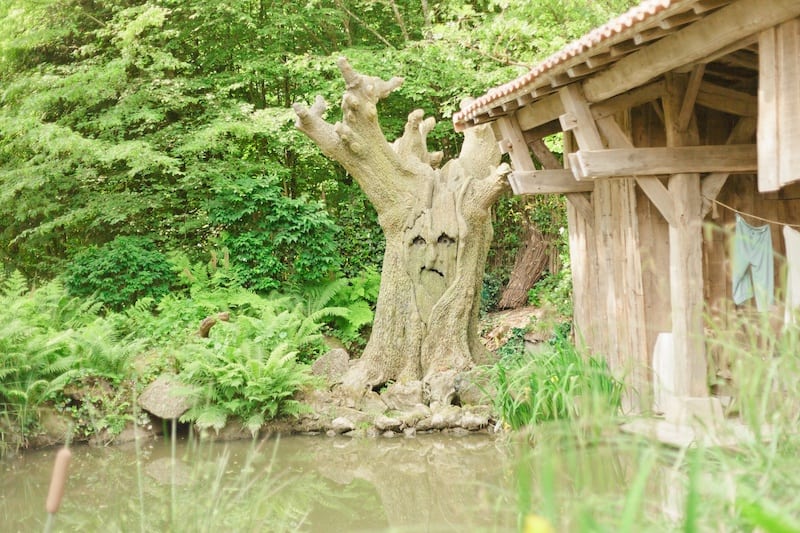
(300, 278), (349, 315)
(182, 404), (227, 431)
(244, 412), (264, 436)
(1, 271), (28, 298)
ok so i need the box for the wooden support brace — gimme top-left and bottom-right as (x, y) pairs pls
(558, 84), (605, 151)
(565, 193), (594, 225)
(496, 114), (537, 173)
(511, 170), (594, 194)
(701, 116), (758, 216)
(678, 64), (705, 131)
(595, 115), (677, 226)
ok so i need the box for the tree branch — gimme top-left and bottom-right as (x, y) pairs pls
(294, 58), (416, 212)
(335, 0), (396, 48)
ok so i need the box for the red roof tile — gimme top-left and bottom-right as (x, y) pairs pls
(453, 0), (685, 129)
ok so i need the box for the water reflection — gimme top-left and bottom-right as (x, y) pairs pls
(1, 430), (680, 532)
(1, 434), (516, 532)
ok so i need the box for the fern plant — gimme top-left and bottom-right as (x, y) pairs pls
(0, 270), (141, 451)
(179, 331), (318, 435)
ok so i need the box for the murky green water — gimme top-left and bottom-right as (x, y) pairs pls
(1, 430), (678, 532)
(1, 433), (519, 532)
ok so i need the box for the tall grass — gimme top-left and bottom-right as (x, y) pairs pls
(509, 307), (800, 532)
(492, 330), (622, 430)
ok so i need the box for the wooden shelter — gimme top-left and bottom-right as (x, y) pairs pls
(454, 0), (800, 416)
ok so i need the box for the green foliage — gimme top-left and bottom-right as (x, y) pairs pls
(178, 326), (319, 434)
(64, 236), (175, 311)
(0, 270), (141, 452)
(493, 333), (622, 429)
(208, 174), (342, 291)
(528, 248), (573, 318)
(316, 267), (381, 349)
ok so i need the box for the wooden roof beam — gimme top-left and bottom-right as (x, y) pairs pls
(517, 80), (665, 135)
(696, 81), (757, 116)
(570, 145), (757, 180)
(582, 0), (800, 103)
(510, 170), (594, 194)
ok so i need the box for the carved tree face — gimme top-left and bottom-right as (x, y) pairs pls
(405, 225), (458, 323)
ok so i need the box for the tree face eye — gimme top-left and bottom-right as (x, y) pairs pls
(412, 236), (426, 246)
(437, 233), (455, 245)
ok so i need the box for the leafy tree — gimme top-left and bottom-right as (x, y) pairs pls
(1, 0), (636, 295)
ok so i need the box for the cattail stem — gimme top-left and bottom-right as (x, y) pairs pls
(45, 447), (72, 514)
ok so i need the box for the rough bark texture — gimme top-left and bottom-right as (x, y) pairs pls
(294, 58), (508, 389)
(497, 226), (549, 309)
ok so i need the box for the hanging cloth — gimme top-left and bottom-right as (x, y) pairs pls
(784, 225), (800, 325)
(732, 214), (774, 311)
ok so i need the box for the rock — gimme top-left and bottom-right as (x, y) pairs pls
(108, 420), (156, 445)
(213, 418), (257, 441)
(357, 391), (387, 414)
(380, 381), (424, 411)
(294, 416), (327, 433)
(374, 414), (402, 431)
(398, 403), (431, 427)
(330, 417), (356, 434)
(430, 405), (462, 430)
(403, 427), (417, 438)
(455, 368), (495, 406)
(460, 411), (489, 431)
(37, 407), (72, 444)
(329, 406), (372, 427)
(382, 431), (397, 438)
(138, 375), (193, 420)
(145, 457), (192, 486)
(425, 371), (458, 405)
(416, 417), (434, 431)
(312, 348), (350, 384)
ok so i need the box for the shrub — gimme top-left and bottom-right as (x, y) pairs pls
(64, 236), (174, 311)
(208, 174), (342, 291)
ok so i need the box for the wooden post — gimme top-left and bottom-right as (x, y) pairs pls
(663, 73), (708, 398)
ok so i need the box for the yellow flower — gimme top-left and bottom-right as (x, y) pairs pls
(524, 514), (555, 533)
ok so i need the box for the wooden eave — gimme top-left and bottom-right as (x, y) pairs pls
(454, 0), (800, 197)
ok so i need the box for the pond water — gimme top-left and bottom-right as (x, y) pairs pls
(1, 430), (679, 532)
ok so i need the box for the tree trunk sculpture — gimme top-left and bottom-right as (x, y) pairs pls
(294, 58), (509, 389)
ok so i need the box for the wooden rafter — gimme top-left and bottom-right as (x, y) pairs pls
(582, 0), (800, 103)
(695, 81), (757, 116)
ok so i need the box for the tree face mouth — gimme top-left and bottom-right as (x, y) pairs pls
(421, 267), (445, 277)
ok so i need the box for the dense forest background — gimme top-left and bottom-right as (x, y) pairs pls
(1, 0), (634, 302)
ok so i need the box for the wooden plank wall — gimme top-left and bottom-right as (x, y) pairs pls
(631, 104), (671, 384)
(629, 103), (800, 393)
(566, 134), (650, 412)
